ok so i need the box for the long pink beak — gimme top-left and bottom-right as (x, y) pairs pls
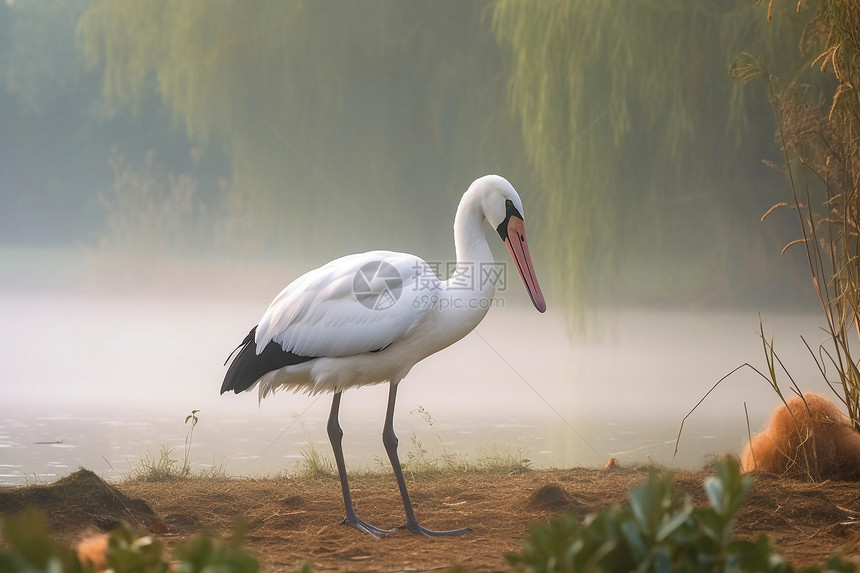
(503, 216), (547, 313)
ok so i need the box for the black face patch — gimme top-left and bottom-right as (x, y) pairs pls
(496, 199), (524, 240)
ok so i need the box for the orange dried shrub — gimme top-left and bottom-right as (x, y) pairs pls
(76, 534), (109, 572)
(742, 393), (860, 480)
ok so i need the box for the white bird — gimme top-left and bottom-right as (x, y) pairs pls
(221, 174), (546, 537)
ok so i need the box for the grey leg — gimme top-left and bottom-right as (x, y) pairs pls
(327, 391), (394, 538)
(382, 383), (471, 536)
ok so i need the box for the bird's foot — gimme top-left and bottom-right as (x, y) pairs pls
(398, 520), (472, 537)
(341, 516), (397, 538)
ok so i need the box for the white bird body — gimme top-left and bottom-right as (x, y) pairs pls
(222, 174), (545, 537)
(247, 176), (519, 397)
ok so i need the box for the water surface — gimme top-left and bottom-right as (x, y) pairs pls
(0, 248), (831, 484)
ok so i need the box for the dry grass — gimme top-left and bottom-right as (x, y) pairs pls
(6, 465), (860, 570)
(731, 1), (860, 482)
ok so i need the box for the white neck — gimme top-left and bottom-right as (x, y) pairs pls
(448, 187), (496, 299)
(404, 182), (503, 362)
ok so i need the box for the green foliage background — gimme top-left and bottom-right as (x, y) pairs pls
(2, 0), (840, 311)
(77, 0), (528, 259)
(491, 0), (819, 310)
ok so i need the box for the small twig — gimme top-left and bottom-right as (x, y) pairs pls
(674, 363), (767, 458)
(744, 402), (756, 471)
(101, 455), (118, 475)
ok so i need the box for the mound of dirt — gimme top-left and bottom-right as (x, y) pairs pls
(0, 468), (159, 535)
(527, 483), (584, 512)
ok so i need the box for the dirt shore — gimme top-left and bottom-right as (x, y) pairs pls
(2, 466), (860, 571)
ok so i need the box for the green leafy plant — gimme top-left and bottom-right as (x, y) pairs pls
(173, 524), (258, 573)
(0, 512), (305, 573)
(102, 523), (169, 573)
(0, 509), (84, 573)
(506, 457), (854, 572)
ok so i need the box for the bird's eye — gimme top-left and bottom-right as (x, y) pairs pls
(505, 199), (513, 208)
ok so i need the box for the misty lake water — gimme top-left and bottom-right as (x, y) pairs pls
(0, 248), (832, 485)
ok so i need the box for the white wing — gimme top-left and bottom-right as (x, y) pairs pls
(255, 250), (433, 358)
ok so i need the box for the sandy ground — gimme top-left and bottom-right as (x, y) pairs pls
(2, 466), (860, 571)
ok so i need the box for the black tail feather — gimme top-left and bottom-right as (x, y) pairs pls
(224, 327), (256, 366)
(220, 325), (316, 394)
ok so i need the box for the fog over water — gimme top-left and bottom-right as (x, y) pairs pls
(0, 247), (827, 485)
